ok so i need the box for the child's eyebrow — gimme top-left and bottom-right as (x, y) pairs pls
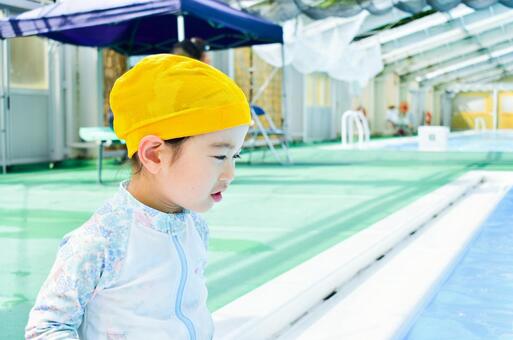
(210, 142), (235, 149)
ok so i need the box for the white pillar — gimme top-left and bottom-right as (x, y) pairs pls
(1, 38), (8, 174)
(280, 44), (288, 143)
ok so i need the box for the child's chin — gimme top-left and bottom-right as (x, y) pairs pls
(189, 201), (213, 213)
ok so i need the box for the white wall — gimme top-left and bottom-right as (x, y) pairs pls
(77, 47), (102, 128)
(423, 87), (435, 124)
(352, 79), (376, 134)
(373, 72), (400, 135)
(210, 49), (234, 78)
(63, 45), (103, 158)
(285, 66), (305, 141)
(332, 80), (352, 138)
(48, 42), (65, 161)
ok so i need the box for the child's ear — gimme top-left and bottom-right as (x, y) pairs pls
(137, 135), (166, 174)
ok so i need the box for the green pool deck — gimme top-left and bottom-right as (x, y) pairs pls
(2, 144), (513, 339)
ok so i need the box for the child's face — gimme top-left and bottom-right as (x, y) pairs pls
(157, 125), (249, 212)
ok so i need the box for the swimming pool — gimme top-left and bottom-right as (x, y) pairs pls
(373, 130), (513, 153)
(404, 187), (513, 339)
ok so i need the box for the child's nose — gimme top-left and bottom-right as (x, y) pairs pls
(220, 160), (235, 183)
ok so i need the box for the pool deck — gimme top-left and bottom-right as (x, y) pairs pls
(2, 145), (513, 339)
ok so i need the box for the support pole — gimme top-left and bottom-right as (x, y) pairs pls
(1, 36), (9, 174)
(98, 142), (104, 184)
(177, 15), (185, 42)
(492, 88), (498, 130)
(280, 44), (291, 163)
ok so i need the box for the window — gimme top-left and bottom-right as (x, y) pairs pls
(10, 36), (48, 90)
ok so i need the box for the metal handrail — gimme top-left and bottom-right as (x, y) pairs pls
(341, 110), (370, 148)
(474, 117), (486, 131)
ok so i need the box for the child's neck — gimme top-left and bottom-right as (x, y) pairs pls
(127, 175), (184, 214)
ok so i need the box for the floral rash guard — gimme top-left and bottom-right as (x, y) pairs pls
(26, 181), (213, 340)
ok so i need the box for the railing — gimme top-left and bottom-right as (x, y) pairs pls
(341, 110), (370, 148)
(474, 117), (486, 131)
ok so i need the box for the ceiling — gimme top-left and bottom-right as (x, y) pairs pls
(229, 0), (513, 87)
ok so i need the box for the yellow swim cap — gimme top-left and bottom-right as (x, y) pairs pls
(110, 54), (251, 158)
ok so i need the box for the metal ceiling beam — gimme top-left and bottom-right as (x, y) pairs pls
(403, 40), (513, 82)
(357, 4), (471, 45)
(433, 61), (513, 88)
(422, 49), (513, 82)
(463, 65), (513, 84)
(385, 22), (513, 75)
(469, 72), (510, 84)
(426, 63), (499, 87)
(0, 0), (41, 11)
(356, 7), (415, 38)
(381, 3), (513, 64)
(422, 52), (513, 87)
(435, 73), (503, 91)
(445, 82), (513, 92)
(463, 68), (505, 83)
(472, 76), (502, 84)
(431, 62), (513, 88)
(422, 64), (497, 89)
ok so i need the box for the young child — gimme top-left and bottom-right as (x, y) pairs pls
(25, 55), (251, 339)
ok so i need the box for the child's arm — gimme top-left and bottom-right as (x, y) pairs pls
(25, 231), (107, 339)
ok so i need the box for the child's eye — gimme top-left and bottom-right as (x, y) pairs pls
(213, 154), (241, 161)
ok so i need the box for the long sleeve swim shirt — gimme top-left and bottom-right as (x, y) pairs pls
(25, 181), (213, 340)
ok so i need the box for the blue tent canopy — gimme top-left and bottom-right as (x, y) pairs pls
(0, 0), (283, 55)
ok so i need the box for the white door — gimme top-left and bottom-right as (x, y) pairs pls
(7, 35), (51, 165)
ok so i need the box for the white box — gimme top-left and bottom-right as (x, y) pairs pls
(417, 126), (450, 151)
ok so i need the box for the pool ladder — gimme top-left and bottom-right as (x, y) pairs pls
(474, 117), (486, 131)
(341, 110), (370, 148)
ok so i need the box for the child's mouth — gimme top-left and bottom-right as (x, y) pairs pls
(211, 192), (223, 202)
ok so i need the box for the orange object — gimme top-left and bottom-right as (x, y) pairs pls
(400, 101), (409, 113)
(425, 111), (432, 125)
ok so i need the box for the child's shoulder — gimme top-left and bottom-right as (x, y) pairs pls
(60, 197), (131, 256)
(56, 198), (131, 287)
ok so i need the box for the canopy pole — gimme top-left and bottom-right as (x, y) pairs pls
(280, 43), (290, 163)
(97, 47), (104, 126)
(177, 15), (185, 42)
(249, 47), (254, 102)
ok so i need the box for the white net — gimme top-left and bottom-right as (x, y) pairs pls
(253, 13), (383, 87)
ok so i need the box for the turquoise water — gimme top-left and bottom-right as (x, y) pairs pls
(404, 188), (513, 340)
(385, 131), (513, 152)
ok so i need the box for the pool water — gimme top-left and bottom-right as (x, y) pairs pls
(383, 131), (513, 153)
(404, 187), (513, 340)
